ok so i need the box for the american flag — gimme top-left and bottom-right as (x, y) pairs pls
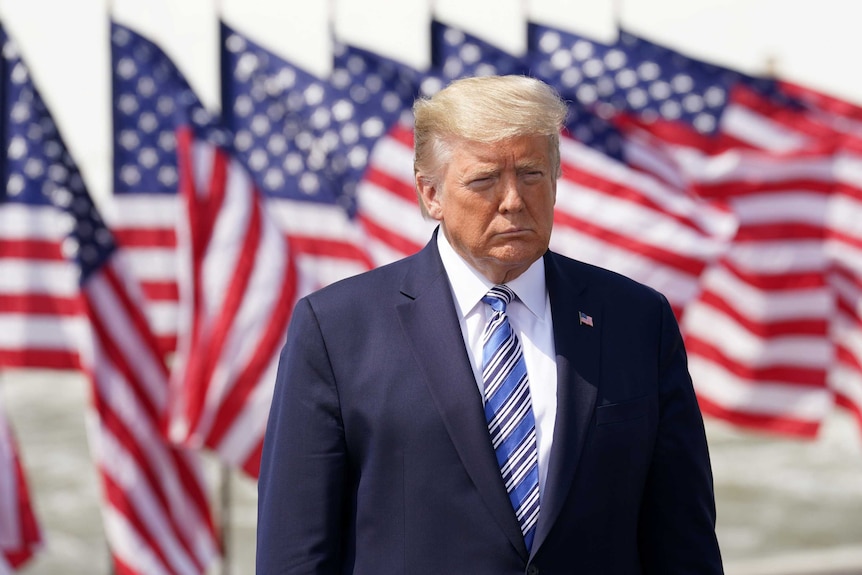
(526, 22), (862, 438)
(781, 79), (862, 138)
(166, 127), (299, 477)
(667, 138), (837, 435)
(764, 83), (862, 433)
(0, 23), (85, 371)
(529, 23), (833, 161)
(829, 136), (862, 433)
(109, 22), (219, 357)
(334, 41), (435, 265)
(619, 89), (861, 437)
(0, 394), (41, 572)
(0, 25), (219, 574)
(0, 24), (55, 572)
(221, 22), (380, 290)
(112, 23), (306, 478)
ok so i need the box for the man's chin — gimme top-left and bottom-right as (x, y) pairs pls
(487, 247), (544, 270)
(491, 237), (546, 258)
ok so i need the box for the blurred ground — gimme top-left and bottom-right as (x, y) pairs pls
(2, 369), (862, 575)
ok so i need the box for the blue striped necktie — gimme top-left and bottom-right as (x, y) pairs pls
(481, 284), (540, 551)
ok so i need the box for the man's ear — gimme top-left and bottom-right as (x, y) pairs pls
(415, 174), (443, 221)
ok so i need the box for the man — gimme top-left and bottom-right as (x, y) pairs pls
(257, 75), (723, 574)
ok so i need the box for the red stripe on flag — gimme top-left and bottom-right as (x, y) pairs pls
(696, 393), (820, 438)
(829, 228), (862, 252)
(732, 222), (825, 242)
(685, 335), (827, 388)
(835, 394), (862, 440)
(184, 186), (263, 442)
(560, 162), (712, 236)
(0, 239), (64, 260)
(692, 178), (834, 199)
(0, 431), (42, 569)
(836, 345), (862, 373)
(614, 114), (757, 154)
(139, 281), (179, 302)
(722, 260), (827, 291)
(553, 209), (708, 277)
(112, 556), (138, 575)
(113, 228), (177, 249)
(387, 122), (415, 148)
(156, 335), (177, 358)
(86, 272), (215, 570)
(205, 247), (298, 458)
(288, 235), (375, 269)
(730, 85), (835, 140)
(242, 439), (264, 478)
(101, 472), (177, 575)
(85, 293), (162, 429)
(0, 349), (80, 370)
(362, 166), (417, 203)
(103, 265), (170, 376)
(0, 293), (83, 315)
(357, 213), (424, 258)
(696, 290), (829, 338)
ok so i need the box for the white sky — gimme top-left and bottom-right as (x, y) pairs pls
(1, 0), (860, 204)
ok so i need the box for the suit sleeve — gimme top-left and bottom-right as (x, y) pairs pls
(256, 297), (348, 575)
(638, 294), (724, 574)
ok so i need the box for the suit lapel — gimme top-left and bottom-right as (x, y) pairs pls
(532, 252), (602, 556)
(395, 237), (529, 560)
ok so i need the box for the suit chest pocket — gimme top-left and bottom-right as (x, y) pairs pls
(589, 395), (655, 483)
(595, 394), (651, 426)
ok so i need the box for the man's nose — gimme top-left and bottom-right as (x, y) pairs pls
(498, 175), (525, 212)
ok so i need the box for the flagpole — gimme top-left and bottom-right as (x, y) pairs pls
(612, 0), (623, 32)
(208, 1), (233, 572)
(219, 463), (232, 575)
(764, 54), (779, 79)
(104, 4), (115, 574)
(213, 4), (232, 568)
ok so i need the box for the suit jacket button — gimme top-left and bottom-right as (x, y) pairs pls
(526, 565), (539, 575)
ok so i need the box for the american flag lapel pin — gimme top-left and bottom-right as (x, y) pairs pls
(579, 311), (594, 327)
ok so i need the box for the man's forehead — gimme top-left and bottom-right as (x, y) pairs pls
(451, 135), (552, 160)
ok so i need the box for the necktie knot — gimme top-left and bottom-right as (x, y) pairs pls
(483, 284), (515, 312)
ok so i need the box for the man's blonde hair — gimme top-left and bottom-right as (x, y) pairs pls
(413, 75), (568, 189)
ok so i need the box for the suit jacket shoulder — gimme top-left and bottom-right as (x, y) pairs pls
(304, 238), (446, 314)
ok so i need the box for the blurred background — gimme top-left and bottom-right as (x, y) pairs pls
(1, 0), (861, 574)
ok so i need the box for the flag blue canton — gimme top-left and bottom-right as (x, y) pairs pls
(617, 31), (802, 116)
(526, 23), (813, 159)
(331, 41), (420, 188)
(112, 22), (219, 195)
(528, 24), (798, 137)
(424, 20), (528, 95)
(529, 24), (733, 133)
(2, 28), (114, 280)
(221, 23), (416, 217)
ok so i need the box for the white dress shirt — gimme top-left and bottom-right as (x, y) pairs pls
(437, 231), (558, 498)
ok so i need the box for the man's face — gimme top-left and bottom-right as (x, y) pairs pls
(417, 134), (557, 284)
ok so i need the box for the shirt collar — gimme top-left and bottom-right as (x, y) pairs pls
(436, 229), (547, 320)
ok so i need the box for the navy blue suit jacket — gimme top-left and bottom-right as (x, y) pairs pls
(257, 234), (722, 574)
